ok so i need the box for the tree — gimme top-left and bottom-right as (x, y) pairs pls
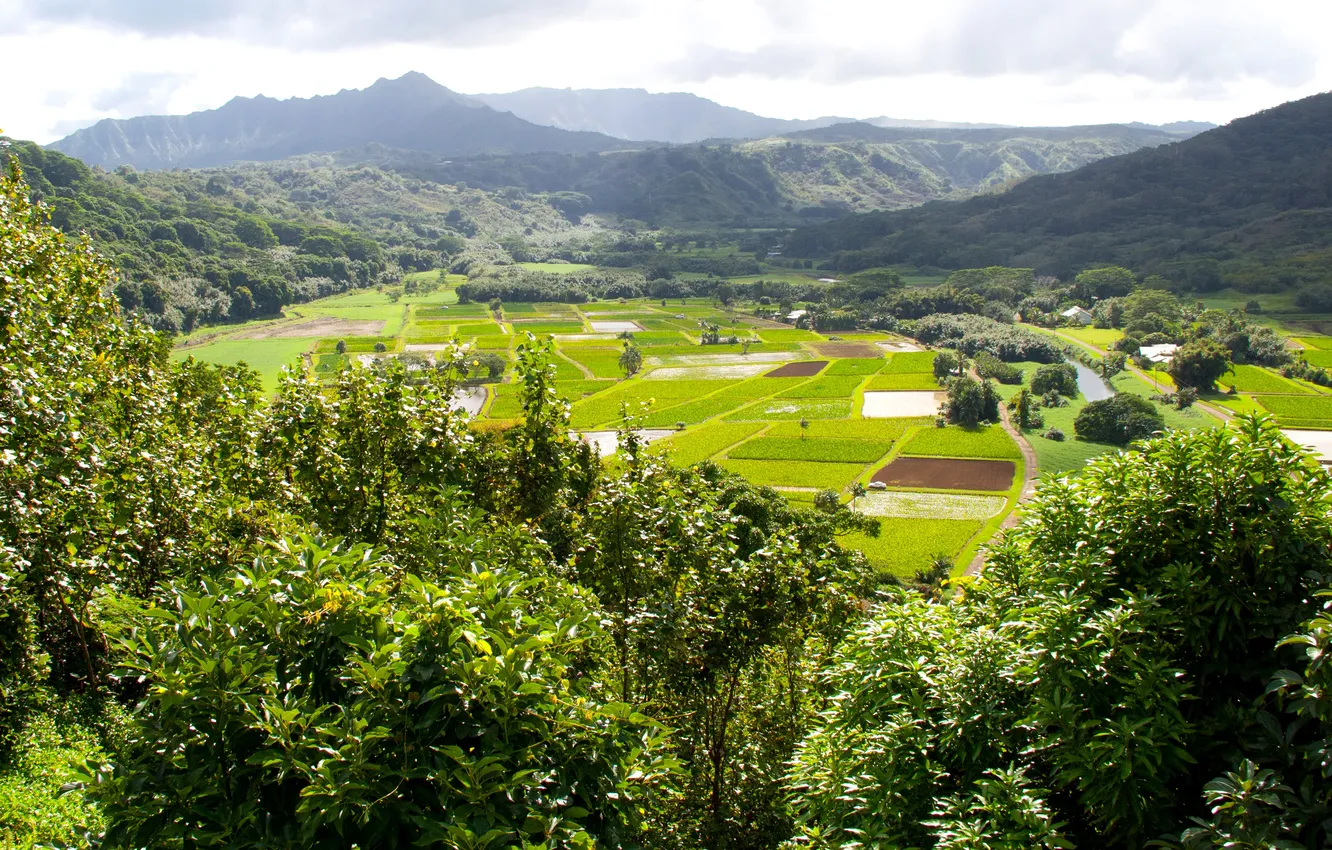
(1073, 393), (1164, 444)
(1030, 362), (1078, 397)
(1169, 339), (1231, 391)
(799, 417), (810, 440)
(1012, 387), (1035, 429)
(1072, 266), (1136, 301)
(89, 538), (671, 848)
(934, 351), (960, 381)
(334, 339), (347, 355)
(1098, 350), (1127, 379)
(789, 418), (1332, 849)
(233, 216), (277, 249)
(1122, 288), (1182, 326)
(619, 342), (643, 378)
(850, 482), (867, 511)
(715, 282), (736, 306)
(943, 376), (1000, 426)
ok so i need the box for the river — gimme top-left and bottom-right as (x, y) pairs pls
(1071, 361), (1116, 402)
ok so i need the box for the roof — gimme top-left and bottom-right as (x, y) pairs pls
(786, 309), (808, 320)
(1139, 343), (1179, 363)
(1061, 305), (1094, 317)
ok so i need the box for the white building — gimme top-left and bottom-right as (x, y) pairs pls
(1061, 306), (1095, 325)
(1139, 343), (1179, 364)
(786, 309), (808, 322)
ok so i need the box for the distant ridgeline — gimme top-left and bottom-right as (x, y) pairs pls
(781, 92), (1332, 291)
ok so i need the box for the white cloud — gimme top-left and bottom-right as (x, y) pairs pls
(0, 0), (1328, 144)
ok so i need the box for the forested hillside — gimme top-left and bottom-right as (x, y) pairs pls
(351, 122), (1177, 226)
(783, 92), (1332, 289)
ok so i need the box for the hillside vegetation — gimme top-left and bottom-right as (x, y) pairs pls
(783, 92), (1332, 290)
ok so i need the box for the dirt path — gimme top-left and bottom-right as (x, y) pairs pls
(964, 372), (1039, 576)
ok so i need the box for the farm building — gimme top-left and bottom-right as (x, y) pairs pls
(1140, 343), (1179, 363)
(1061, 306), (1095, 325)
(786, 309), (808, 322)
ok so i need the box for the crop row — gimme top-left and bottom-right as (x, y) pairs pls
(866, 373), (940, 391)
(825, 359), (887, 376)
(776, 376), (865, 399)
(900, 425), (1021, 460)
(653, 422), (766, 466)
(880, 351), (939, 374)
(842, 518), (983, 576)
(728, 437), (893, 463)
(724, 399), (852, 421)
(717, 459), (865, 491)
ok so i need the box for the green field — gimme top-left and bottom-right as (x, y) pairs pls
(728, 437), (893, 463)
(1255, 394), (1332, 425)
(516, 262), (599, 274)
(653, 422), (767, 466)
(881, 351), (938, 373)
(825, 358), (886, 376)
(900, 426), (1021, 460)
(866, 373), (940, 391)
(718, 459), (866, 491)
(1221, 364), (1311, 395)
(1061, 327), (1124, 348)
(843, 518), (984, 577)
(172, 338), (313, 393)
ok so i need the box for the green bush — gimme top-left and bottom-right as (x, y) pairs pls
(1073, 393), (1165, 444)
(1030, 362), (1078, 397)
(88, 538), (670, 848)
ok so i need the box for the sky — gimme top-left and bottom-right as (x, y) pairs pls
(2, 0), (1330, 143)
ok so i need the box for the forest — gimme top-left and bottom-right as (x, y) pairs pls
(4, 116), (1332, 850)
(781, 93), (1332, 292)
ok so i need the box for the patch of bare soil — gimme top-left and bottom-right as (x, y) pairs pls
(242, 317), (385, 339)
(765, 360), (829, 378)
(871, 457), (1015, 491)
(814, 343), (882, 359)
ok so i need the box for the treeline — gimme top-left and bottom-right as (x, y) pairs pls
(457, 267), (651, 303)
(782, 92), (1332, 291)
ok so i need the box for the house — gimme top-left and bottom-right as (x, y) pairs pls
(786, 309), (808, 322)
(1061, 305), (1095, 325)
(1139, 343), (1179, 364)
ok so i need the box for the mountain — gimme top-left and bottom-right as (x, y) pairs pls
(1126, 120), (1219, 136)
(471, 87), (851, 143)
(782, 94), (1332, 289)
(348, 121), (1182, 226)
(49, 73), (629, 170)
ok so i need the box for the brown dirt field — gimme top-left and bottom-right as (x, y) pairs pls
(814, 343), (882, 359)
(872, 457), (1015, 492)
(243, 317), (386, 339)
(765, 360), (828, 378)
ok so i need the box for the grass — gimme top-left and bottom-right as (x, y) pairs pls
(767, 418), (926, 441)
(842, 518), (984, 577)
(171, 338), (312, 393)
(776, 376), (864, 398)
(570, 380), (737, 428)
(866, 373), (941, 391)
(728, 437), (893, 463)
(724, 399), (853, 421)
(1254, 394), (1332, 425)
(881, 352), (939, 373)
(900, 425), (1021, 460)
(488, 380), (614, 419)
(508, 322), (587, 335)
(474, 335), (514, 350)
(718, 459), (865, 491)
(825, 358), (886, 376)
(652, 422), (766, 466)
(561, 348), (627, 379)
(1061, 327), (1124, 348)
(516, 262), (598, 274)
(1299, 350), (1332, 368)
(1294, 336), (1332, 351)
(1220, 364), (1312, 395)
(757, 329), (824, 342)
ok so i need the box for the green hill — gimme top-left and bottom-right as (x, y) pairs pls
(782, 93), (1332, 290)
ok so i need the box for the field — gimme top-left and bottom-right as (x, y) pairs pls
(1255, 394), (1332, 427)
(871, 457), (1016, 492)
(170, 287), (1026, 574)
(1061, 327), (1124, 348)
(900, 426), (1021, 460)
(1221, 364), (1312, 395)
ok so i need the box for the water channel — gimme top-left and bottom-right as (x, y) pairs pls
(1071, 360), (1116, 402)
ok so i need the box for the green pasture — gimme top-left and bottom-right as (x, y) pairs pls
(842, 518), (984, 577)
(172, 338), (312, 393)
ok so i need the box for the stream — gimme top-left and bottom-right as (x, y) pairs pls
(1071, 360), (1116, 402)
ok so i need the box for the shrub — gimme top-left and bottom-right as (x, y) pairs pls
(1030, 362), (1078, 397)
(974, 352), (1024, 384)
(1168, 339), (1232, 391)
(943, 376), (1000, 427)
(1074, 393), (1165, 444)
(911, 313), (1063, 362)
(88, 538), (670, 847)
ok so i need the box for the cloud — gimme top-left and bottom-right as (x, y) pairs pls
(666, 0), (1319, 88)
(3, 0), (630, 48)
(90, 72), (194, 117)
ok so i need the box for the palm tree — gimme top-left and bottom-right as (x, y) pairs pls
(618, 343), (643, 378)
(850, 482), (867, 511)
(799, 417), (809, 440)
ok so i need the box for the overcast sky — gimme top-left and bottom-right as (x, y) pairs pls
(3, 0), (1329, 143)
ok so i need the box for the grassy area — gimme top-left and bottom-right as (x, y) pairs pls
(881, 351), (938, 373)
(1061, 326), (1124, 349)
(900, 425), (1021, 460)
(825, 358), (886, 376)
(728, 436), (894, 463)
(1220, 364), (1312, 395)
(171, 338), (313, 393)
(843, 518), (984, 577)
(652, 421), (766, 466)
(776, 376), (864, 398)
(866, 373), (941, 391)
(725, 398), (853, 421)
(516, 262), (599, 274)
(718, 459), (866, 491)
(1254, 394), (1332, 426)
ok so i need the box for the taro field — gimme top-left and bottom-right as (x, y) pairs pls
(172, 286), (1025, 578)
